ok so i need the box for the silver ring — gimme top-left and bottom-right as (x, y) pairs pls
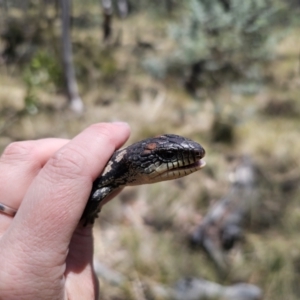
(0, 203), (17, 217)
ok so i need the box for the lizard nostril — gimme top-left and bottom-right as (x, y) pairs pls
(195, 149), (205, 159)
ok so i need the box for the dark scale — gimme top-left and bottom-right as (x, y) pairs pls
(81, 134), (205, 225)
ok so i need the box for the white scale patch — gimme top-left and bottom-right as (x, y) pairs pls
(115, 149), (127, 162)
(101, 150), (127, 176)
(102, 160), (113, 176)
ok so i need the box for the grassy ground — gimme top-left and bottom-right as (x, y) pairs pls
(1, 6), (300, 300)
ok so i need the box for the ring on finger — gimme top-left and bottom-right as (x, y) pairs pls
(0, 203), (17, 217)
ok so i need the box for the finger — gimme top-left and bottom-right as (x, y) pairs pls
(0, 138), (70, 206)
(0, 139), (69, 231)
(64, 225), (99, 299)
(3, 123), (130, 269)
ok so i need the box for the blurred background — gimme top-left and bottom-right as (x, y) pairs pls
(1, 0), (300, 299)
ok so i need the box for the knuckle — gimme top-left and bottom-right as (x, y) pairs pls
(1, 141), (37, 162)
(46, 145), (87, 180)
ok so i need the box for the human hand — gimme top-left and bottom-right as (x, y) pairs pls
(0, 122), (130, 300)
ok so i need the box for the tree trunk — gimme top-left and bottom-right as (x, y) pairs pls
(101, 0), (113, 41)
(117, 0), (128, 18)
(61, 0), (84, 113)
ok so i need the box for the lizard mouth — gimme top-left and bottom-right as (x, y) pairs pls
(150, 158), (206, 181)
(177, 159), (206, 171)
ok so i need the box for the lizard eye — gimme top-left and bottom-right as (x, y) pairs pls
(158, 150), (176, 160)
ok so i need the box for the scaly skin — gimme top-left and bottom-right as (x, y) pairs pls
(82, 134), (206, 225)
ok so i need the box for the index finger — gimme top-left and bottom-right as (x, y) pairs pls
(0, 138), (70, 231)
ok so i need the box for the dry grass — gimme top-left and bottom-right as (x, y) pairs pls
(1, 7), (300, 300)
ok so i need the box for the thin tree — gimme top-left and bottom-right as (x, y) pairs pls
(101, 0), (113, 41)
(101, 0), (128, 41)
(61, 0), (83, 113)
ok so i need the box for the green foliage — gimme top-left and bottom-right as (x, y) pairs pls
(22, 50), (63, 112)
(23, 50), (62, 88)
(127, 0), (182, 16)
(144, 0), (289, 93)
